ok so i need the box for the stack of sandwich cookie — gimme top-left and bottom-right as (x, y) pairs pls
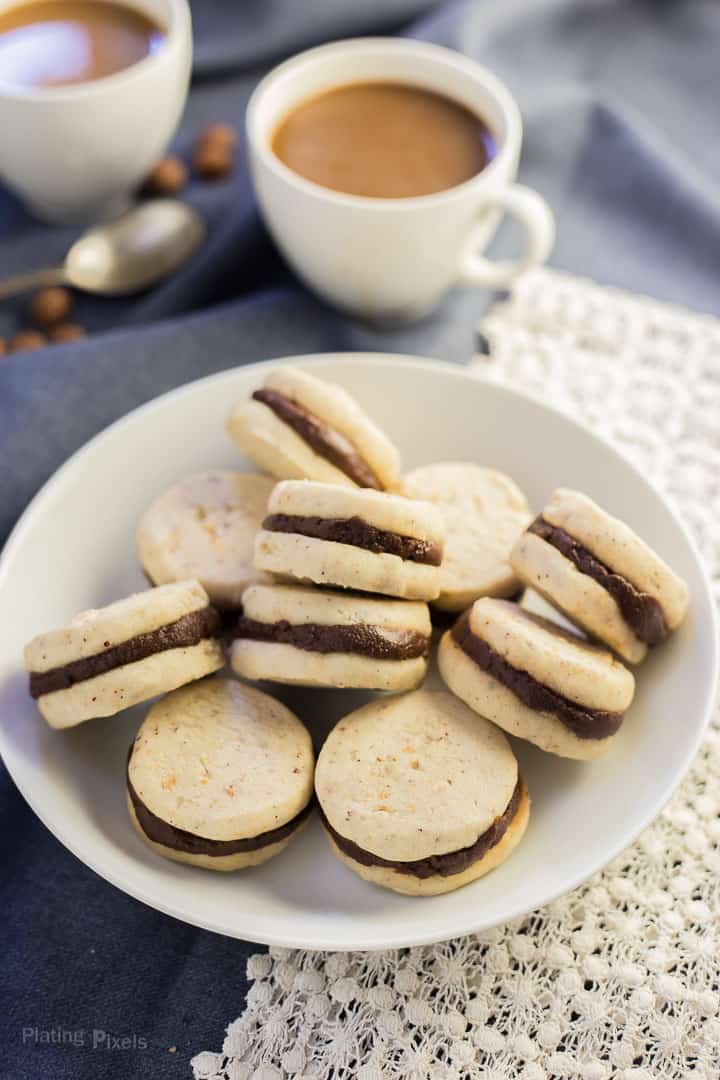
(24, 580), (224, 729)
(402, 462), (532, 611)
(438, 598), (635, 759)
(254, 480), (445, 600)
(127, 678), (314, 871)
(511, 489), (689, 663)
(137, 470), (275, 611)
(315, 689), (529, 896)
(227, 366), (402, 490)
(232, 583), (431, 690)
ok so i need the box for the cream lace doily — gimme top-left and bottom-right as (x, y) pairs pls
(192, 269), (720, 1080)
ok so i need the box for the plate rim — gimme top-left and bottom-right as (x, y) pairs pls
(1, 352), (717, 951)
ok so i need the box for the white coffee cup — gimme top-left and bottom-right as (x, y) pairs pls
(0, 0), (192, 224)
(247, 38), (555, 323)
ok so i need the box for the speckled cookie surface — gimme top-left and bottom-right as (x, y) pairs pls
(543, 489), (689, 625)
(264, 480), (444, 538)
(254, 480), (445, 600)
(226, 365), (401, 489)
(24, 581), (224, 729)
(438, 598), (635, 760)
(511, 531), (646, 663)
(25, 580), (211, 672)
(325, 783), (530, 896)
(467, 598), (635, 710)
(439, 632), (608, 760)
(37, 639), (224, 730)
(402, 463), (531, 611)
(511, 488), (689, 663)
(315, 688), (518, 863)
(128, 677), (314, 842)
(231, 583), (431, 690)
(137, 471), (275, 609)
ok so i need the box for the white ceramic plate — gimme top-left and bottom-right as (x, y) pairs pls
(0, 355), (716, 951)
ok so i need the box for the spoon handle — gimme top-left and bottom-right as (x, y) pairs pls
(0, 266), (67, 301)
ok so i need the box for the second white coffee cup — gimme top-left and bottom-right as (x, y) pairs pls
(247, 38), (555, 323)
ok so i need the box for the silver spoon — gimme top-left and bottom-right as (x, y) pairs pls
(0, 200), (205, 300)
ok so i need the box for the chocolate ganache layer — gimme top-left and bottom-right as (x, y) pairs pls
(451, 612), (623, 740)
(253, 388), (382, 489)
(320, 779), (523, 878)
(235, 616), (429, 660)
(262, 513), (442, 566)
(127, 763), (314, 855)
(29, 606), (221, 698)
(528, 517), (668, 646)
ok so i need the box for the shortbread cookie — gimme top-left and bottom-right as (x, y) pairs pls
(127, 677), (314, 871)
(438, 598), (635, 760)
(25, 581), (224, 729)
(226, 365), (401, 490)
(254, 480), (445, 600)
(511, 489), (690, 663)
(137, 470), (275, 609)
(315, 688), (529, 896)
(231, 583), (431, 690)
(402, 463), (532, 611)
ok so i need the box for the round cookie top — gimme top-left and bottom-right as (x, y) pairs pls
(136, 470), (275, 609)
(24, 580), (211, 674)
(267, 480), (445, 544)
(128, 677), (314, 841)
(468, 598), (635, 712)
(242, 583), (431, 632)
(541, 488), (689, 629)
(262, 366), (402, 490)
(402, 463), (531, 609)
(315, 688), (518, 862)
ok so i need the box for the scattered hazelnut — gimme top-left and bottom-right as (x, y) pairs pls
(30, 286), (74, 327)
(50, 323), (86, 343)
(198, 122), (236, 150)
(193, 142), (234, 180)
(9, 329), (48, 352)
(144, 155), (188, 195)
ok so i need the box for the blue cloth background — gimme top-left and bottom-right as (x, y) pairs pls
(1, 2), (718, 1076)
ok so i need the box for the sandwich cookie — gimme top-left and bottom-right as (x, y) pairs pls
(254, 480), (445, 600)
(232, 583), (431, 691)
(137, 470), (275, 610)
(25, 581), (224, 729)
(127, 678), (314, 871)
(402, 462), (532, 611)
(227, 365), (401, 490)
(315, 688), (529, 896)
(511, 489), (690, 663)
(438, 598), (635, 760)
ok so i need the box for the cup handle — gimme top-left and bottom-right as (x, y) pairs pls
(458, 183), (556, 289)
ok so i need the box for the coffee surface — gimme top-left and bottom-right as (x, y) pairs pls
(0, 0), (165, 88)
(272, 82), (495, 198)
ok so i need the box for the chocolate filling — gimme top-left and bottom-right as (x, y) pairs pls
(320, 779), (523, 879)
(235, 616), (429, 660)
(451, 612), (623, 740)
(127, 762), (313, 856)
(263, 513), (442, 566)
(528, 517), (668, 646)
(29, 606), (221, 699)
(254, 388), (382, 490)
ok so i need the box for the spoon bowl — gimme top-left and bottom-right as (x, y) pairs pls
(0, 199), (205, 300)
(65, 200), (206, 294)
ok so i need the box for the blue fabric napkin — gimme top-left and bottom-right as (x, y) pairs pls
(2, 2), (719, 1076)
